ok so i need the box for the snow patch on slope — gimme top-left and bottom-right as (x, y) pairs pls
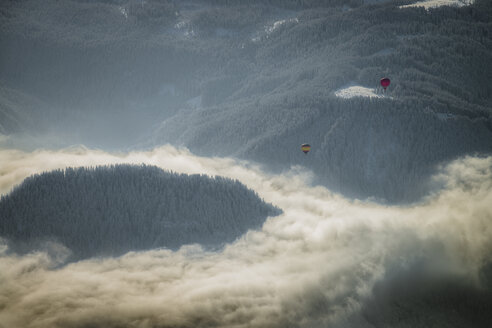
(400, 0), (473, 9)
(334, 85), (384, 99)
(436, 113), (455, 121)
(119, 6), (128, 19)
(265, 17), (298, 34)
(372, 48), (395, 56)
(252, 15), (298, 42)
(172, 20), (195, 38)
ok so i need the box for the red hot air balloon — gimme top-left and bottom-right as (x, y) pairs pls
(380, 77), (391, 91)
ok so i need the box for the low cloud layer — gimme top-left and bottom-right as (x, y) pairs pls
(1, 146), (491, 327)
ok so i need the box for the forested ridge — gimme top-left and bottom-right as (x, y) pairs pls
(0, 164), (280, 260)
(1, 0), (491, 202)
(153, 0), (492, 202)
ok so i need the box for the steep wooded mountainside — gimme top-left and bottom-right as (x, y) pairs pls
(1, 0), (491, 202)
(152, 0), (492, 202)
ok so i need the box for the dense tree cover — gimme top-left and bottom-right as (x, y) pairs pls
(0, 165), (280, 260)
(0, 0), (491, 201)
(158, 94), (492, 202)
(203, 0), (364, 10)
(152, 1), (492, 202)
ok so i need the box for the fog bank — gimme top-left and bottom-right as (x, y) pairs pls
(0, 147), (491, 327)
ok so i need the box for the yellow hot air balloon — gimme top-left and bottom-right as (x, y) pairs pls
(301, 143), (311, 154)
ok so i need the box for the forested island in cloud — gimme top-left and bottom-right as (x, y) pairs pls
(0, 164), (280, 260)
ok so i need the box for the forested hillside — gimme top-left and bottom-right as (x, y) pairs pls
(1, 0), (491, 202)
(153, 0), (492, 202)
(0, 164), (280, 260)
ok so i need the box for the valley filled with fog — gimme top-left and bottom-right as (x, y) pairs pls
(1, 147), (492, 327)
(1, 0), (492, 327)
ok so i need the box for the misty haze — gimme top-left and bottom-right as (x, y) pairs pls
(1, 0), (491, 327)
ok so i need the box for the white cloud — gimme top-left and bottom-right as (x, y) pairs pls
(0, 146), (491, 327)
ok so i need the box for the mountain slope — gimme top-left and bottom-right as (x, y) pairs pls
(152, 1), (492, 202)
(1, 0), (491, 202)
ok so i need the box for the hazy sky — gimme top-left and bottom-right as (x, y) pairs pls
(1, 146), (491, 327)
